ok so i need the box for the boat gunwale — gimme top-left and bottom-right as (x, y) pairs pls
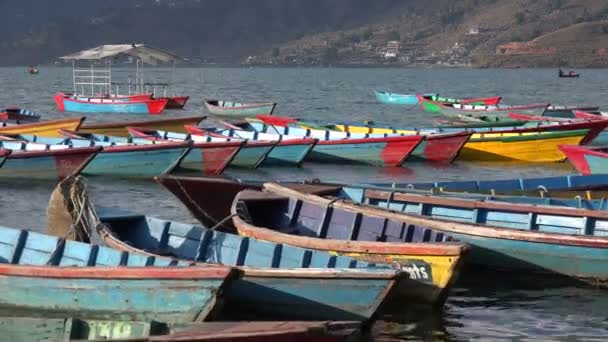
(263, 183), (608, 249)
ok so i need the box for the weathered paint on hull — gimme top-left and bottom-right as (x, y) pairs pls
(263, 143), (315, 166)
(230, 145), (273, 168)
(0, 275), (224, 323)
(226, 275), (391, 321)
(459, 131), (587, 162)
(78, 117), (204, 137)
(0, 119), (83, 138)
(448, 232), (608, 279)
(589, 131), (608, 146)
(0, 152), (96, 180)
(310, 141), (417, 167)
(407, 134), (469, 163)
(82, 148), (187, 177)
(178, 145), (241, 175)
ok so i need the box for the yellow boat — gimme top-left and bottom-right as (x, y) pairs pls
(0, 117), (84, 137)
(233, 183), (468, 309)
(78, 115), (206, 137)
(306, 123), (591, 162)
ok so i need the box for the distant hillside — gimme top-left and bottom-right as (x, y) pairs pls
(1, 0), (607, 67)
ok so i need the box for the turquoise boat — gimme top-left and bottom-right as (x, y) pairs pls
(204, 100), (276, 117)
(374, 91), (423, 105)
(238, 120), (424, 167)
(0, 224), (236, 323)
(12, 135), (191, 177)
(0, 141), (100, 180)
(128, 128), (275, 169)
(60, 130), (241, 175)
(96, 208), (404, 321)
(560, 145), (608, 175)
(266, 183), (608, 281)
(189, 125), (317, 166)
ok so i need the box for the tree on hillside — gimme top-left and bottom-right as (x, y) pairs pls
(322, 46), (339, 63)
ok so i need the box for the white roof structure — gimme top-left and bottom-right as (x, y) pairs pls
(60, 44), (181, 64)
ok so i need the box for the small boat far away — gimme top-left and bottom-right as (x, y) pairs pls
(26, 66), (39, 74)
(558, 68), (579, 78)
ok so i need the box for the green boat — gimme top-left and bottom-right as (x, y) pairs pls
(418, 94), (502, 113)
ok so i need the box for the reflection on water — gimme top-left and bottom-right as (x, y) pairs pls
(1, 67), (607, 340)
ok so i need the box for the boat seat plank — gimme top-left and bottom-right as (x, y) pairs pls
(384, 220), (405, 242)
(325, 208), (357, 240)
(20, 231), (60, 265)
(0, 227), (24, 264)
(356, 216), (386, 242)
(292, 201), (324, 237)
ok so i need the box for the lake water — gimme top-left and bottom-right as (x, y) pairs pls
(2, 66), (608, 340)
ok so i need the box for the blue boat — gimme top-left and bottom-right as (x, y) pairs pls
(369, 173), (608, 195)
(374, 90), (423, 105)
(0, 224), (236, 323)
(96, 208), (404, 321)
(128, 128), (275, 169)
(9, 134), (191, 177)
(54, 92), (168, 114)
(188, 125), (317, 167)
(263, 183), (608, 281)
(0, 141), (100, 180)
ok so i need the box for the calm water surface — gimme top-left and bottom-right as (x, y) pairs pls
(2, 67), (608, 340)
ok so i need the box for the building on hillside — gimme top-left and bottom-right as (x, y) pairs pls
(384, 40), (400, 59)
(496, 42), (556, 55)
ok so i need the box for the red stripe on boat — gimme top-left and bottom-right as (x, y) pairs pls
(54, 148), (100, 180)
(559, 145), (593, 175)
(256, 115), (297, 127)
(53, 93), (66, 112)
(200, 144), (241, 175)
(145, 98), (169, 115)
(380, 136), (424, 167)
(423, 132), (471, 163)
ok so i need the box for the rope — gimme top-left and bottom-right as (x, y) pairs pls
(193, 213), (238, 262)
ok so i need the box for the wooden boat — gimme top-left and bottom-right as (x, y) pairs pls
(54, 92), (168, 114)
(374, 90), (424, 105)
(154, 175), (467, 308)
(560, 145), (608, 175)
(250, 116), (469, 163)
(78, 115), (205, 137)
(163, 96), (190, 109)
(241, 117), (425, 167)
(254, 115), (608, 163)
(186, 124), (318, 166)
(128, 128), (275, 169)
(559, 70), (579, 78)
(0, 317), (360, 342)
(262, 182), (608, 282)
(11, 134), (192, 177)
(204, 100), (276, 117)
(0, 107), (41, 122)
(96, 207), (404, 321)
(59, 130), (236, 175)
(417, 95), (548, 118)
(417, 94), (502, 113)
(0, 224), (236, 322)
(0, 117), (84, 137)
(0, 141), (100, 180)
(383, 173), (608, 196)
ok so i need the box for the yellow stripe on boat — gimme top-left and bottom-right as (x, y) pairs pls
(328, 251), (463, 306)
(0, 118), (84, 137)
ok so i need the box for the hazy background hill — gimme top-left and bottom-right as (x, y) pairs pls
(1, 0), (607, 67)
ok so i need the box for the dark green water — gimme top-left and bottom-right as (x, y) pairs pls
(1, 67), (607, 340)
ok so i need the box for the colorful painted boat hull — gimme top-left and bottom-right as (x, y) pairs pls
(0, 118), (84, 137)
(178, 142), (242, 175)
(164, 96), (190, 109)
(374, 91), (422, 105)
(264, 141), (316, 166)
(153, 176), (465, 309)
(54, 93), (167, 114)
(81, 144), (190, 177)
(459, 129), (590, 162)
(97, 209), (401, 321)
(559, 145), (608, 175)
(78, 115), (205, 137)
(344, 187), (608, 280)
(229, 143), (275, 168)
(0, 145), (99, 180)
(204, 100), (276, 117)
(0, 225), (235, 323)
